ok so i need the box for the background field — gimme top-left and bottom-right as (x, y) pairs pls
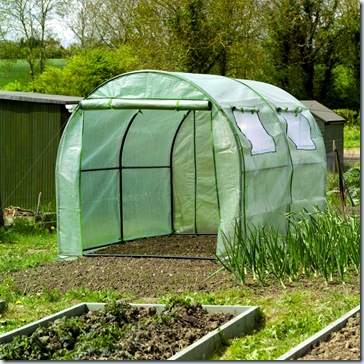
(0, 59), (66, 89)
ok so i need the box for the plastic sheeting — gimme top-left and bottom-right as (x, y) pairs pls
(56, 70), (326, 259)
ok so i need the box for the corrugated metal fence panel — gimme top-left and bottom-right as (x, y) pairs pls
(0, 100), (63, 209)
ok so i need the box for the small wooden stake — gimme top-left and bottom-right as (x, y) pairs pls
(35, 192), (42, 219)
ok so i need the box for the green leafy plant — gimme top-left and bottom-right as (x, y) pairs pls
(2, 80), (23, 91)
(343, 167), (360, 201)
(326, 167), (360, 208)
(7, 218), (42, 235)
(31, 46), (136, 97)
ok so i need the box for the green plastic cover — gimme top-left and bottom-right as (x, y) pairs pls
(56, 70), (326, 259)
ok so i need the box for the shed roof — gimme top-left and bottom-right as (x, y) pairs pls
(0, 91), (82, 105)
(300, 100), (345, 124)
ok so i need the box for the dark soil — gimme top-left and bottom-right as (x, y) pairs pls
(3, 234), (360, 360)
(11, 235), (238, 299)
(298, 313), (360, 361)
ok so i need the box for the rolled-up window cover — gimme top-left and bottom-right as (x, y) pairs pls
(232, 106), (260, 113)
(80, 99), (212, 111)
(276, 106), (302, 113)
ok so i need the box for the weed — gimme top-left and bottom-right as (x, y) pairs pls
(0, 227), (14, 244)
(41, 287), (61, 303)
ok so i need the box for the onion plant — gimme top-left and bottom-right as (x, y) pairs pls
(216, 205), (360, 286)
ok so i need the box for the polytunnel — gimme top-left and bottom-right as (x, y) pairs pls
(56, 70), (326, 259)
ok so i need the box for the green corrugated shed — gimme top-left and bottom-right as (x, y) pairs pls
(0, 91), (82, 209)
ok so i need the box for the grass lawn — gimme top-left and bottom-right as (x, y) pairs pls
(344, 125), (361, 149)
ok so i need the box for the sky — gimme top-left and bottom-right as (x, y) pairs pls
(49, 18), (76, 47)
(1, 11), (77, 48)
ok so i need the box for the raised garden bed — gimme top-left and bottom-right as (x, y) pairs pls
(0, 301), (260, 360)
(277, 305), (360, 360)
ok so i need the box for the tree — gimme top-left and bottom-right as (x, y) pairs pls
(64, 0), (266, 77)
(206, 0), (268, 78)
(165, 0), (215, 73)
(0, 0), (71, 82)
(129, 0), (173, 70)
(65, 0), (139, 48)
(264, 0), (340, 99)
(32, 46), (137, 96)
(65, 0), (108, 48)
(165, 0), (266, 76)
(316, 0), (360, 110)
(0, 41), (19, 80)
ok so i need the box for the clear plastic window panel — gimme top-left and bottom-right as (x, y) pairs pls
(279, 111), (315, 149)
(233, 110), (275, 154)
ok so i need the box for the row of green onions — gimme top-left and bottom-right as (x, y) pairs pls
(216, 206), (360, 288)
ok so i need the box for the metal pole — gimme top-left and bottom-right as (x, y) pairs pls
(334, 144), (345, 213)
(83, 253), (216, 261)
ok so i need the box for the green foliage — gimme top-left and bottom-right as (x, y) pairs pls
(41, 288), (61, 303)
(2, 80), (23, 91)
(168, 0), (217, 73)
(334, 109), (360, 126)
(343, 125), (360, 149)
(165, 0), (265, 77)
(0, 284), (133, 336)
(343, 167), (360, 189)
(330, 66), (360, 110)
(0, 0), (71, 80)
(0, 41), (20, 60)
(31, 47), (136, 96)
(262, 0), (359, 109)
(343, 167), (361, 201)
